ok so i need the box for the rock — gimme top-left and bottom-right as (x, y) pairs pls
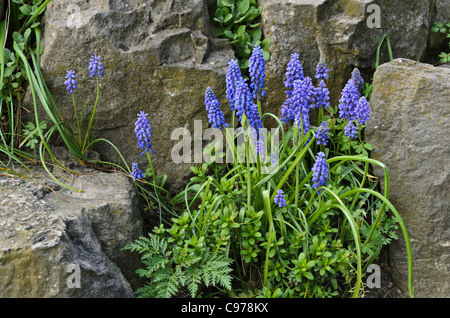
(258, 0), (444, 115)
(28, 0), (235, 190)
(365, 59), (450, 298)
(0, 159), (144, 297)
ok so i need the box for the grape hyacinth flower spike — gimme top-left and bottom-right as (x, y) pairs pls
(312, 152), (329, 194)
(314, 80), (330, 109)
(64, 70), (77, 94)
(355, 96), (371, 125)
(249, 45), (266, 100)
(344, 120), (358, 139)
(338, 78), (360, 120)
(89, 54), (105, 79)
(274, 189), (287, 208)
(226, 59), (243, 112)
(351, 68), (364, 92)
(135, 111), (154, 156)
(315, 61), (329, 80)
(130, 163), (145, 180)
(281, 53), (305, 123)
(204, 87), (229, 130)
(316, 121), (330, 146)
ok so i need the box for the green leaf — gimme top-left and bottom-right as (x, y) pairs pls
(236, 24), (246, 36)
(261, 38), (271, 51)
(224, 30), (235, 39)
(237, 0), (250, 15)
(252, 28), (261, 42)
(20, 4), (33, 16)
(224, 13), (233, 23)
(304, 272), (314, 280)
(221, 0), (235, 8)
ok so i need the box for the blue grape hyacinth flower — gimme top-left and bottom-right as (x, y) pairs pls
(64, 70), (77, 94)
(351, 68), (364, 92)
(274, 189), (287, 208)
(338, 78), (360, 120)
(281, 54), (305, 123)
(355, 96), (371, 125)
(344, 120), (358, 139)
(205, 87), (229, 130)
(315, 61), (329, 80)
(316, 121), (330, 146)
(226, 59), (243, 112)
(314, 80), (330, 109)
(312, 152), (329, 193)
(284, 53), (304, 92)
(131, 163), (145, 180)
(249, 45), (266, 100)
(135, 111), (154, 156)
(89, 54), (104, 79)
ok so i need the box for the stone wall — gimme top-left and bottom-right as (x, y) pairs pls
(0, 156), (144, 297)
(366, 59), (449, 298)
(30, 0), (235, 190)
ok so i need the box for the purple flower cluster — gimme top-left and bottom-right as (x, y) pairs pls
(338, 79), (360, 120)
(205, 87), (229, 130)
(135, 111), (154, 156)
(284, 53), (304, 93)
(226, 59), (243, 112)
(291, 77), (315, 134)
(130, 163), (145, 180)
(314, 80), (330, 109)
(316, 121), (330, 146)
(249, 45), (266, 100)
(89, 54), (104, 79)
(351, 68), (364, 92)
(355, 96), (370, 125)
(312, 152), (329, 193)
(338, 68), (371, 138)
(315, 61), (329, 80)
(274, 189), (287, 208)
(344, 120), (358, 139)
(281, 54), (305, 123)
(64, 70), (77, 94)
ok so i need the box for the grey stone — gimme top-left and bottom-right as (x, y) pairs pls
(365, 59), (450, 298)
(0, 156), (144, 297)
(27, 0), (235, 190)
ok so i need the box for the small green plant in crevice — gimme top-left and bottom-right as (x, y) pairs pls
(212, 0), (270, 73)
(431, 22), (450, 64)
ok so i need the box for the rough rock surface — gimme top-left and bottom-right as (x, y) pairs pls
(259, 0), (449, 114)
(365, 59), (450, 298)
(0, 157), (144, 297)
(31, 0), (235, 190)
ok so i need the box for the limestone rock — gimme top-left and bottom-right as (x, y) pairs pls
(0, 166), (144, 297)
(31, 0), (235, 190)
(365, 59), (450, 298)
(259, 0), (443, 115)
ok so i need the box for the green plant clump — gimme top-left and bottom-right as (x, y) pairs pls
(125, 47), (414, 298)
(212, 0), (270, 72)
(431, 22), (450, 64)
